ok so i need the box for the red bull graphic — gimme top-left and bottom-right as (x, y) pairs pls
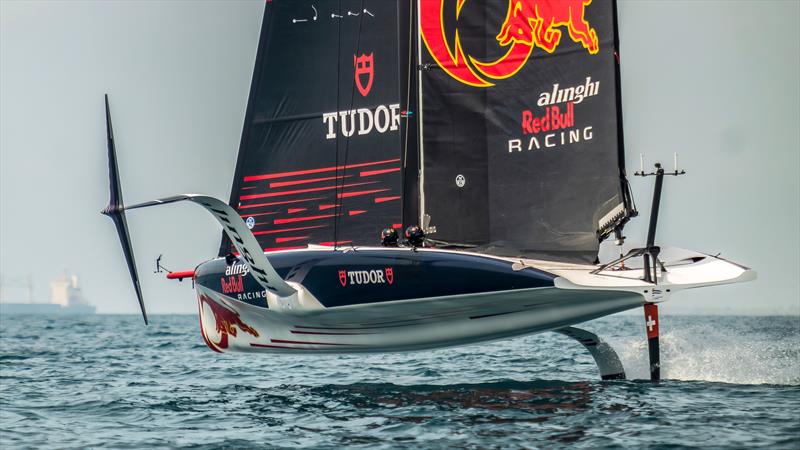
(198, 293), (259, 353)
(354, 52), (374, 97)
(220, 275), (244, 294)
(420, 0), (600, 87)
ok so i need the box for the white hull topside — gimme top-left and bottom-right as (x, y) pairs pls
(196, 245), (755, 354)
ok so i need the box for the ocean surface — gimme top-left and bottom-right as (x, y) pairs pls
(1, 314), (798, 449)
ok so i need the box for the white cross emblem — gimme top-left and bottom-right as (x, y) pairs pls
(646, 315), (657, 332)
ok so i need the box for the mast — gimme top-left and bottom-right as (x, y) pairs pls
(415, 0), (426, 228)
(610, 0), (637, 236)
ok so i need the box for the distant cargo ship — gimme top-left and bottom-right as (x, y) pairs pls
(0, 274), (95, 315)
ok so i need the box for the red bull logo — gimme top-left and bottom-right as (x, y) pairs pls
(220, 275), (244, 294)
(198, 293), (259, 353)
(420, 0), (600, 87)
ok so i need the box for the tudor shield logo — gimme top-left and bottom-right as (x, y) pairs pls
(385, 267), (394, 285)
(339, 270), (347, 287)
(354, 52), (374, 97)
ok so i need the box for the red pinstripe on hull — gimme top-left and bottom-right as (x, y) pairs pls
(291, 330), (376, 335)
(243, 158), (400, 182)
(250, 343), (319, 350)
(270, 339), (355, 346)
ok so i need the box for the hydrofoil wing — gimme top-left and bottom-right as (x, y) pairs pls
(126, 195), (296, 297)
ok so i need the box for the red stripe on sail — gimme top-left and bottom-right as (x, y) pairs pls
(242, 211), (279, 217)
(241, 186), (258, 190)
(263, 246), (306, 252)
(274, 236), (309, 243)
(269, 175), (349, 189)
(287, 208), (306, 214)
(317, 241), (352, 246)
(244, 158), (401, 182)
(360, 167), (400, 177)
(253, 225), (327, 235)
(374, 196), (401, 203)
(274, 214), (337, 225)
(291, 330), (375, 335)
(239, 197), (324, 210)
(319, 204), (336, 210)
(337, 188), (389, 199)
(349, 210), (366, 216)
(392, 223), (402, 229)
(240, 182), (376, 201)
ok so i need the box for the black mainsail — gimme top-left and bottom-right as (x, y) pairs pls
(417, 0), (633, 262)
(224, 1), (409, 253)
(224, 0), (633, 263)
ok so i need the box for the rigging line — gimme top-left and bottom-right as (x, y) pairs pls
(333, 0), (366, 249)
(399, 0), (415, 230)
(415, 0), (426, 228)
(332, 0), (343, 249)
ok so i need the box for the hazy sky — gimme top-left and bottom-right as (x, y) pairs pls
(1, 1), (798, 315)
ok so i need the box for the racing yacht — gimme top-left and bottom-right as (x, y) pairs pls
(103, 0), (754, 380)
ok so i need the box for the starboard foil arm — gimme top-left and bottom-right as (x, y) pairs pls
(101, 95), (295, 319)
(554, 326), (626, 380)
(125, 195), (297, 298)
(100, 94), (148, 325)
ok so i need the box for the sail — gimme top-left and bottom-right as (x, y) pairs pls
(223, 1), (409, 253)
(417, 0), (633, 262)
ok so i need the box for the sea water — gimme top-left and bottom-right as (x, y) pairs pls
(1, 314), (798, 449)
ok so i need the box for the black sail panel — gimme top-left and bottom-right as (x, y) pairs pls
(418, 0), (631, 262)
(224, 1), (405, 253)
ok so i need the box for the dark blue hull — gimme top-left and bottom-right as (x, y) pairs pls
(195, 247), (556, 309)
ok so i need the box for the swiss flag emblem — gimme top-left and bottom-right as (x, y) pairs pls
(339, 270), (347, 287)
(385, 267), (394, 285)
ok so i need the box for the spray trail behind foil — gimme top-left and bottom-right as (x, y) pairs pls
(611, 316), (800, 385)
